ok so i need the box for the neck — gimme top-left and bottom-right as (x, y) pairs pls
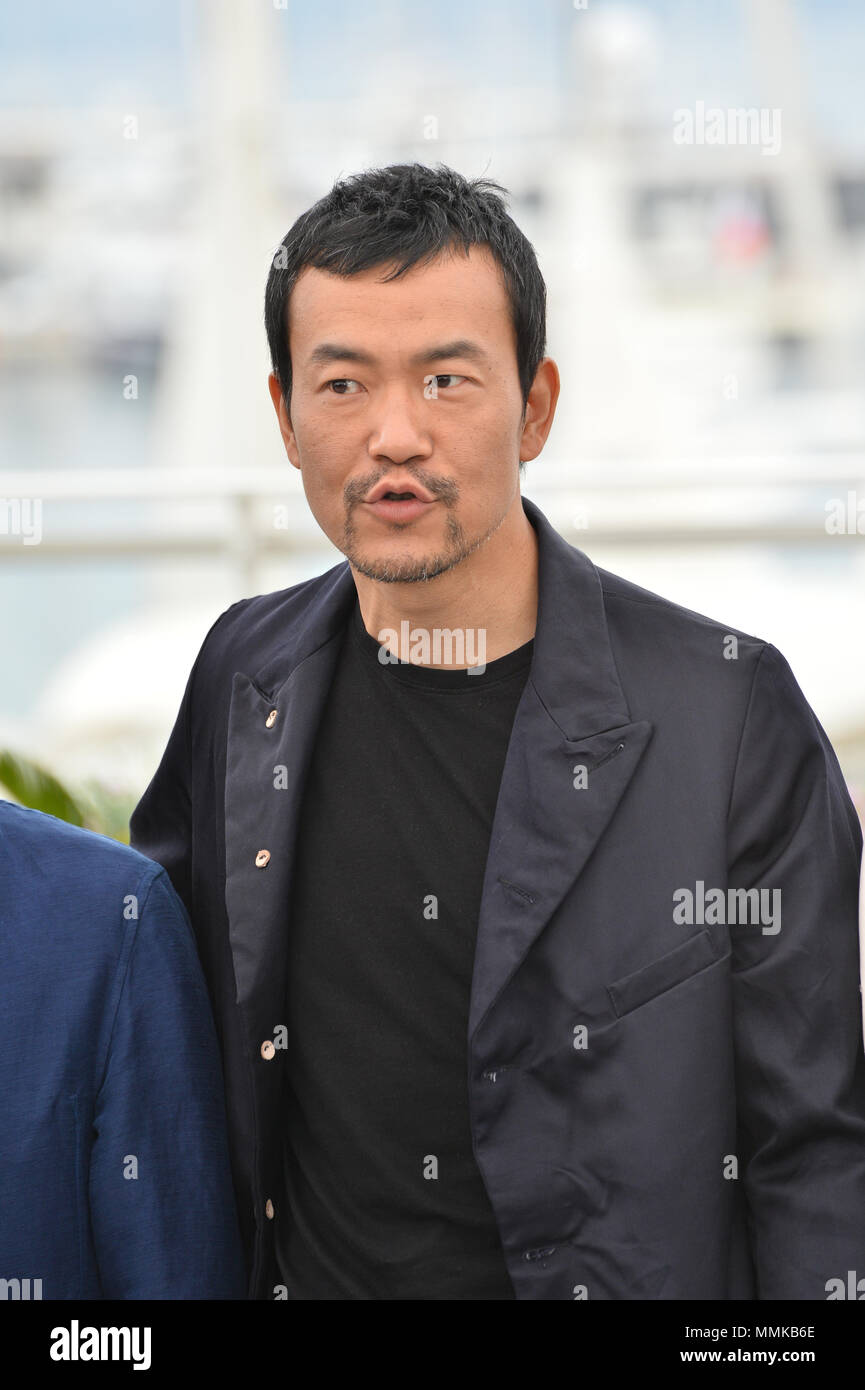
(352, 493), (539, 667)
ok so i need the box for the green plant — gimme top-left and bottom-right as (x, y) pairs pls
(0, 750), (134, 844)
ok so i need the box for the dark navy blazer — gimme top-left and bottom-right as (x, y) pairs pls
(0, 802), (246, 1299)
(131, 494), (865, 1299)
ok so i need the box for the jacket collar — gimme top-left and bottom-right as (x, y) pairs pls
(248, 493), (632, 740)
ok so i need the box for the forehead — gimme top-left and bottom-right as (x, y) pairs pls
(288, 243), (513, 358)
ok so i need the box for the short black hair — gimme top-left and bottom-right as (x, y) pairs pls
(264, 162), (547, 421)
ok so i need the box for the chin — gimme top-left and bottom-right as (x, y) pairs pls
(349, 547), (464, 584)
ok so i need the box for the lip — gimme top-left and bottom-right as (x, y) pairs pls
(364, 478), (435, 505)
(363, 496), (436, 523)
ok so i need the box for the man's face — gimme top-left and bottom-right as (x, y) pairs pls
(270, 245), (534, 583)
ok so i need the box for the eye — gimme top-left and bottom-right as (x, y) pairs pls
(425, 373), (467, 393)
(326, 379), (362, 395)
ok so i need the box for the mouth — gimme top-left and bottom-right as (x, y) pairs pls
(363, 493), (436, 524)
(362, 479), (437, 524)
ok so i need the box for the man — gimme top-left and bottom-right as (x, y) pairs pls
(131, 162), (865, 1300)
(0, 799), (246, 1299)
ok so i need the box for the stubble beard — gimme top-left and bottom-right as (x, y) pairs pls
(340, 502), (510, 584)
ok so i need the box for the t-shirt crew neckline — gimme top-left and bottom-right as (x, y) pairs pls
(349, 596), (534, 689)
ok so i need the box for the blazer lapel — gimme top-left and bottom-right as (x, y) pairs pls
(224, 564), (356, 1009)
(468, 497), (653, 1037)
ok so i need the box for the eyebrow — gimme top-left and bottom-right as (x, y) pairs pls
(307, 339), (491, 369)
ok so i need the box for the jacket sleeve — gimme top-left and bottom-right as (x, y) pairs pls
(88, 865), (247, 1299)
(129, 605), (238, 912)
(726, 641), (865, 1299)
(129, 658), (197, 914)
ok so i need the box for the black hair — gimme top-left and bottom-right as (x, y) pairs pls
(264, 162), (547, 421)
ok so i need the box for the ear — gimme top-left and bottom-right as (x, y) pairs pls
(267, 373), (301, 470)
(518, 358), (560, 464)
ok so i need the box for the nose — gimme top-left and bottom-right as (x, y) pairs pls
(367, 384), (434, 465)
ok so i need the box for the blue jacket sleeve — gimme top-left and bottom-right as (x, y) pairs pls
(726, 641), (865, 1298)
(88, 864), (247, 1299)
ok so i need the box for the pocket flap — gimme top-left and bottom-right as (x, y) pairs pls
(607, 929), (725, 1019)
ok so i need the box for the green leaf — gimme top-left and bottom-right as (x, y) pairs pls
(0, 750), (90, 827)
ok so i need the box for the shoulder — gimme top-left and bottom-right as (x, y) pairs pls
(596, 563), (770, 681)
(191, 559), (350, 677)
(587, 565), (835, 808)
(0, 800), (173, 917)
(598, 564), (765, 647)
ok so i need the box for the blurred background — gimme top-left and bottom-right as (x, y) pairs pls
(0, 0), (864, 838)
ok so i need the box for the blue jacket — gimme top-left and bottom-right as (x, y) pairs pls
(0, 802), (246, 1299)
(131, 494), (865, 1299)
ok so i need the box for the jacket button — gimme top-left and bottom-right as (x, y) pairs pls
(260, 1039), (275, 1060)
(255, 849), (271, 868)
(265, 709), (278, 728)
(265, 1199), (275, 1220)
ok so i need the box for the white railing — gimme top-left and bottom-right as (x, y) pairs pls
(1, 461), (863, 590)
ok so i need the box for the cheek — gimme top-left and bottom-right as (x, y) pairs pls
(293, 415), (350, 484)
(294, 407), (333, 458)
(459, 398), (518, 453)
(303, 469), (342, 519)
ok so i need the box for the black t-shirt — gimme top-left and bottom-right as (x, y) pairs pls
(275, 598), (534, 1299)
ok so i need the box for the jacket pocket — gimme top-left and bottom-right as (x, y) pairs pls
(607, 929), (726, 1019)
